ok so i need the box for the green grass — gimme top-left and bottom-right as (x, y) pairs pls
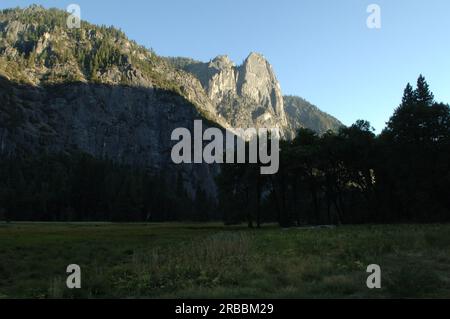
(0, 222), (449, 299)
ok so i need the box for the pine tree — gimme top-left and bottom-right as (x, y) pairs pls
(401, 83), (415, 107)
(415, 75), (434, 107)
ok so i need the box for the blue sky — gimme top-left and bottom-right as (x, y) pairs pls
(2, 0), (450, 132)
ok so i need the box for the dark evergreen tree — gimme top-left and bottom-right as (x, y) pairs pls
(402, 83), (415, 106)
(415, 74), (434, 107)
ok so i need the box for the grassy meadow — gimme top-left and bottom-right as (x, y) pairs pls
(0, 222), (449, 299)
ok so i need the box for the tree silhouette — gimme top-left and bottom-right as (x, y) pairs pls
(416, 75), (434, 107)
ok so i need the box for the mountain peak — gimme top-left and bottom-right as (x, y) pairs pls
(25, 4), (46, 12)
(242, 52), (269, 69)
(246, 52), (265, 60)
(209, 55), (235, 70)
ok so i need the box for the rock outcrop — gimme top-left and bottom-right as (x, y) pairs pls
(174, 53), (344, 139)
(183, 53), (290, 138)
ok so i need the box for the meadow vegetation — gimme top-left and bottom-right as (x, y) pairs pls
(0, 222), (449, 298)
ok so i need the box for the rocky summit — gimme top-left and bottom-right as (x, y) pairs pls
(181, 53), (289, 138)
(169, 54), (342, 137)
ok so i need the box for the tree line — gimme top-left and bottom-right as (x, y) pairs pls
(217, 75), (450, 226)
(0, 152), (213, 222)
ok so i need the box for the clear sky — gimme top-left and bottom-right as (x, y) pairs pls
(2, 0), (450, 132)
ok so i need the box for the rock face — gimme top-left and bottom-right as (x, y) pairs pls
(184, 53), (290, 138)
(0, 6), (225, 198)
(173, 53), (343, 139)
(0, 76), (219, 198)
(237, 53), (285, 120)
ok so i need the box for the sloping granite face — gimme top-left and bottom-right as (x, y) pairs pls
(0, 7), (229, 199)
(0, 77), (219, 198)
(184, 53), (290, 138)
